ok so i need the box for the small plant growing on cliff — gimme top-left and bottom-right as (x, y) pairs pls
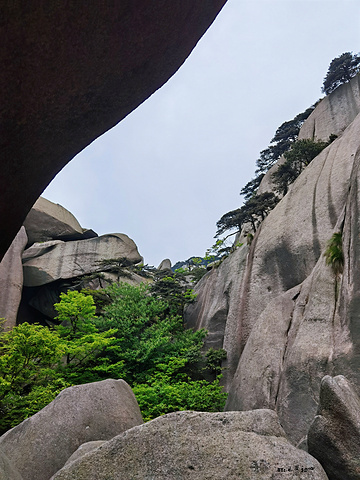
(324, 232), (344, 275)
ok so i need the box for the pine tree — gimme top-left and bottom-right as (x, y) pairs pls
(322, 52), (360, 95)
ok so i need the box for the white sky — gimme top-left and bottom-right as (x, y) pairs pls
(43, 0), (360, 267)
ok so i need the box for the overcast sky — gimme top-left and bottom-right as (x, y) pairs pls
(43, 0), (360, 267)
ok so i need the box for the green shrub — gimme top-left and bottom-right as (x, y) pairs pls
(324, 232), (344, 275)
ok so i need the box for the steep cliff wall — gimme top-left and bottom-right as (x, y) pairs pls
(185, 76), (360, 445)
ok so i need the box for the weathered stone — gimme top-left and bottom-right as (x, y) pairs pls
(0, 2), (227, 260)
(23, 197), (84, 245)
(0, 450), (22, 480)
(80, 229), (98, 240)
(308, 375), (360, 480)
(185, 83), (360, 445)
(51, 410), (327, 480)
(64, 442), (105, 467)
(187, 112), (357, 389)
(158, 258), (172, 270)
(0, 227), (28, 330)
(0, 379), (143, 480)
(22, 233), (142, 287)
(299, 75), (360, 142)
(225, 255), (342, 445)
(185, 243), (248, 359)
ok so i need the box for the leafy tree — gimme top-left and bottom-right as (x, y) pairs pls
(0, 323), (69, 433)
(0, 285), (227, 430)
(271, 161), (298, 196)
(272, 139), (328, 195)
(271, 107), (315, 145)
(240, 174), (265, 200)
(54, 290), (115, 367)
(54, 290), (97, 337)
(255, 106), (315, 174)
(246, 192), (279, 222)
(215, 207), (248, 238)
(149, 270), (196, 316)
(322, 52), (360, 95)
(215, 192), (279, 238)
(284, 138), (328, 170)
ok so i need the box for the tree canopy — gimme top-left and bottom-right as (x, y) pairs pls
(215, 192), (279, 238)
(0, 282), (227, 432)
(271, 139), (329, 195)
(322, 52), (360, 95)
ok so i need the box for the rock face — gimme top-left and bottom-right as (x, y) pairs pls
(158, 258), (172, 270)
(64, 442), (106, 468)
(308, 375), (360, 480)
(185, 74), (360, 445)
(23, 197), (92, 245)
(299, 75), (360, 142)
(0, 379), (143, 480)
(52, 410), (327, 480)
(22, 233), (142, 287)
(0, 1), (227, 260)
(0, 227), (28, 330)
(0, 450), (22, 480)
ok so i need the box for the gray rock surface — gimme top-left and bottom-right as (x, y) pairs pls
(23, 197), (85, 245)
(64, 441), (105, 467)
(185, 81), (360, 444)
(299, 75), (360, 142)
(225, 254), (344, 445)
(22, 233), (142, 287)
(52, 410), (327, 480)
(308, 375), (360, 480)
(0, 379), (143, 480)
(0, 227), (28, 330)
(0, 450), (22, 480)
(158, 258), (172, 270)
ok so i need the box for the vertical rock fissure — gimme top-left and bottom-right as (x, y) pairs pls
(311, 150), (330, 261)
(233, 225), (262, 371)
(327, 142), (341, 228)
(274, 301), (295, 406)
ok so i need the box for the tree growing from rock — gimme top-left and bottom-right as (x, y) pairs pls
(322, 52), (360, 95)
(215, 192), (279, 238)
(272, 139), (329, 196)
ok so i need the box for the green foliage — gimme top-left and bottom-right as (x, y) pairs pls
(0, 284), (227, 431)
(133, 376), (227, 423)
(54, 290), (115, 367)
(54, 290), (97, 336)
(215, 192), (279, 238)
(272, 139), (328, 196)
(0, 379), (71, 433)
(149, 270), (196, 316)
(255, 106), (315, 174)
(0, 323), (69, 433)
(324, 232), (344, 275)
(284, 138), (328, 169)
(322, 52), (360, 95)
(240, 174), (265, 200)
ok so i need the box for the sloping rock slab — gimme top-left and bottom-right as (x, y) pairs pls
(22, 233), (142, 287)
(308, 375), (360, 480)
(0, 227), (28, 330)
(0, 450), (22, 480)
(52, 410), (327, 479)
(23, 197), (85, 245)
(0, 379), (143, 480)
(64, 441), (105, 467)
